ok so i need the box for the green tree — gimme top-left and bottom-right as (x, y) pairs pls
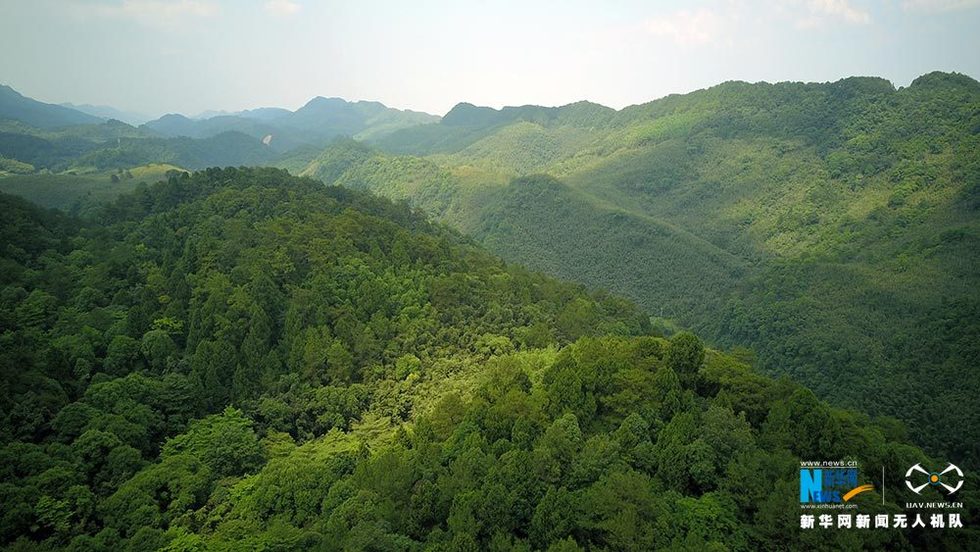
(665, 332), (704, 384)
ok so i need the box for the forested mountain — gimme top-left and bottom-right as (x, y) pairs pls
(0, 119), (274, 174)
(4, 73), (972, 465)
(75, 131), (276, 170)
(143, 97), (438, 152)
(0, 72), (975, 472)
(298, 72), (980, 464)
(0, 85), (102, 129)
(1, 168), (973, 550)
(376, 100), (615, 157)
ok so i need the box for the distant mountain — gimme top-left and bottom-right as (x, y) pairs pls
(143, 97), (439, 151)
(0, 84), (102, 128)
(142, 113), (203, 136)
(0, 118), (157, 170)
(60, 102), (152, 125)
(236, 106), (292, 122)
(0, 114), (273, 172)
(191, 109), (234, 120)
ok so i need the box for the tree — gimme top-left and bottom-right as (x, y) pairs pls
(140, 330), (178, 373)
(665, 332), (704, 384)
(104, 335), (141, 376)
(530, 486), (575, 548)
(326, 341), (355, 384)
(162, 407), (263, 479)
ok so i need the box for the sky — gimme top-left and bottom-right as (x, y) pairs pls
(1, 0), (979, 118)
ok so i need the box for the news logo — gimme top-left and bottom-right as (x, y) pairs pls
(800, 461), (873, 504)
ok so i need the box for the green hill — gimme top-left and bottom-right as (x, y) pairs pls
(0, 168), (971, 550)
(374, 100), (614, 157)
(0, 118), (274, 173)
(75, 130), (276, 170)
(305, 73), (980, 464)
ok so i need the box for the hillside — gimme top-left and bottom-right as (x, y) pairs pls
(75, 131), (276, 170)
(0, 85), (102, 128)
(0, 164), (185, 216)
(303, 73), (980, 464)
(0, 167), (971, 550)
(301, 143), (745, 326)
(0, 87), (434, 175)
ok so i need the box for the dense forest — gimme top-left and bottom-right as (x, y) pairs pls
(296, 72), (980, 464)
(0, 168), (975, 550)
(0, 70), (978, 549)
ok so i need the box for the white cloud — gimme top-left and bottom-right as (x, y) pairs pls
(264, 0), (301, 16)
(645, 8), (724, 45)
(902, 0), (980, 12)
(805, 0), (871, 24)
(86, 0), (219, 25)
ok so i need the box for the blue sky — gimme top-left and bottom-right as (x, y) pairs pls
(1, 0), (978, 117)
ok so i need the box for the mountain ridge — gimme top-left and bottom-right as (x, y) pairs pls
(0, 84), (103, 128)
(142, 95), (440, 151)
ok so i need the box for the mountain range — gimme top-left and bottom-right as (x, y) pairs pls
(143, 97), (438, 152)
(0, 74), (978, 465)
(0, 73), (978, 550)
(0, 84), (439, 173)
(300, 72), (980, 463)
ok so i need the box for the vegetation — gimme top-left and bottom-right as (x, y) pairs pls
(0, 75), (976, 549)
(0, 164), (185, 216)
(74, 131), (275, 170)
(299, 73), (980, 464)
(0, 118), (273, 173)
(1, 167), (973, 550)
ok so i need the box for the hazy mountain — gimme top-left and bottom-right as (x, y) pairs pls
(60, 102), (152, 125)
(0, 113), (272, 172)
(236, 106), (292, 121)
(0, 84), (102, 128)
(142, 113), (198, 136)
(142, 97), (439, 152)
(191, 109), (234, 120)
